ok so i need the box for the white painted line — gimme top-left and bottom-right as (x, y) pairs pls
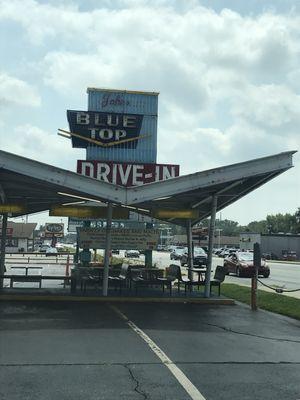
(110, 305), (206, 400)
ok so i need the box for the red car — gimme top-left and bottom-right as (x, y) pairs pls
(224, 251), (270, 278)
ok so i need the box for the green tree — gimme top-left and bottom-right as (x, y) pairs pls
(266, 213), (296, 233)
(246, 220), (268, 233)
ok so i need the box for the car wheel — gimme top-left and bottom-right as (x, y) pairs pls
(236, 267), (242, 277)
(263, 271), (270, 278)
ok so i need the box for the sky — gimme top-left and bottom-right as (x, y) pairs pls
(0, 0), (299, 228)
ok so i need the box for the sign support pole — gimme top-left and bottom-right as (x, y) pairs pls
(0, 214), (8, 289)
(204, 195), (218, 298)
(103, 203), (113, 296)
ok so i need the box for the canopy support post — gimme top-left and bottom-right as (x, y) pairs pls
(186, 219), (194, 282)
(204, 196), (218, 298)
(102, 203), (113, 296)
(0, 214), (8, 289)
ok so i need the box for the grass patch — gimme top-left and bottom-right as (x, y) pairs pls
(215, 283), (300, 321)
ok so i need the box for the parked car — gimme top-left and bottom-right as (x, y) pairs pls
(219, 248), (237, 258)
(170, 247), (187, 260)
(55, 243), (65, 252)
(281, 250), (297, 261)
(214, 248), (224, 256)
(39, 244), (52, 253)
(124, 250), (140, 258)
(180, 247), (207, 267)
(46, 247), (58, 256)
(262, 252), (278, 260)
(156, 244), (167, 251)
(111, 249), (120, 254)
(167, 245), (178, 252)
(224, 251), (270, 278)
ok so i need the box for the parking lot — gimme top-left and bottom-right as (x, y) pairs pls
(1, 300), (300, 400)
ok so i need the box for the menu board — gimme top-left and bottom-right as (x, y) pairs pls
(78, 228), (159, 250)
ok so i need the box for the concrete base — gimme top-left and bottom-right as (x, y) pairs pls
(0, 293), (234, 305)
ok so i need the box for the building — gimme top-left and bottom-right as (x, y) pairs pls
(239, 232), (300, 259)
(0, 222), (37, 252)
(173, 234), (240, 248)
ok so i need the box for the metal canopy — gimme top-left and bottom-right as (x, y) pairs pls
(127, 151), (296, 226)
(0, 149), (296, 225)
(0, 150), (126, 216)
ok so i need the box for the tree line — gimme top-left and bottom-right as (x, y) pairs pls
(209, 207), (300, 236)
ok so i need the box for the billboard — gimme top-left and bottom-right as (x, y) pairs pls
(77, 160), (180, 186)
(45, 223), (64, 238)
(78, 228), (159, 250)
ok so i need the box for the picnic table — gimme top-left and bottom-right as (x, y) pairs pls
(10, 266), (43, 275)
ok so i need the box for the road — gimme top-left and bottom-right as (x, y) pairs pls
(150, 251), (300, 299)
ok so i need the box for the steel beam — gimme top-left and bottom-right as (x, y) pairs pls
(127, 151), (295, 204)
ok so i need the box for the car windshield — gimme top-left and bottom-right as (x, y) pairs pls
(194, 248), (206, 256)
(238, 252), (253, 261)
(176, 248), (186, 254)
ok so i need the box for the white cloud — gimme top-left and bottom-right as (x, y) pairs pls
(0, 72), (41, 107)
(1, 124), (84, 170)
(232, 84), (300, 130)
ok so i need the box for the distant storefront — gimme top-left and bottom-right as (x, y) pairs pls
(0, 222), (37, 252)
(239, 232), (300, 259)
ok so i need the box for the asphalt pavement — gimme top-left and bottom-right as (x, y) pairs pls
(0, 301), (300, 400)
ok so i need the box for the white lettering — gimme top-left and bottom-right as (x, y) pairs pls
(99, 129), (113, 140)
(94, 114), (106, 126)
(170, 166), (176, 178)
(123, 115), (136, 128)
(155, 165), (160, 182)
(132, 165), (144, 186)
(107, 114), (119, 127)
(112, 163), (118, 184)
(96, 163), (110, 182)
(88, 128), (98, 139)
(115, 130), (126, 140)
(162, 166), (173, 180)
(81, 162), (94, 178)
(118, 164), (132, 185)
(76, 112), (90, 125)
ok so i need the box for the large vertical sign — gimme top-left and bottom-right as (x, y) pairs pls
(84, 88), (159, 163)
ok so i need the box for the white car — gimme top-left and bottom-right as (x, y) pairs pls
(46, 247), (58, 256)
(170, 247), (187, 260)
(39, 244), (52, 253)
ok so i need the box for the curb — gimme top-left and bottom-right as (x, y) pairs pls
(0, 294), (235, 305)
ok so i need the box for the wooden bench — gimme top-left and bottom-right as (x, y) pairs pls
(1, 275), (70, 289)
(2, 274), (42, 288)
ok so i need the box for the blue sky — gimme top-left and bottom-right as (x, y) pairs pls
(0, 0), (299, 227)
